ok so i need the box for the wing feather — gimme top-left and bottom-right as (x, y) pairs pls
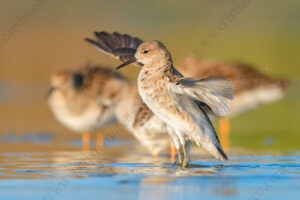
(112, 32), (122, 48)
(170, 77), (234, 116)
(85, 31), (144, 66)
(95, 31), (114, 49)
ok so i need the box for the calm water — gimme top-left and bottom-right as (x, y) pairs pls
(0, 137), (299, 200)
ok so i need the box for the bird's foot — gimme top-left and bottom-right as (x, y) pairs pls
(172, 161), (182, 167)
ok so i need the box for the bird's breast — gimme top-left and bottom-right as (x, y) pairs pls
(138, 71), (168, 102)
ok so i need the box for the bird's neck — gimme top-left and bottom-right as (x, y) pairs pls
(141, 52), (174, 76)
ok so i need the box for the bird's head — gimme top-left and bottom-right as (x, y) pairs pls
(116, 40), (171, 69)
(50, 70), (84, 90)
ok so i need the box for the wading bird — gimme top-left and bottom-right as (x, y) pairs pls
(47, 65), (119, 150)
(86, 31), (233, 167)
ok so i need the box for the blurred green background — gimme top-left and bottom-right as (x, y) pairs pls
(0, 0), (299, 153)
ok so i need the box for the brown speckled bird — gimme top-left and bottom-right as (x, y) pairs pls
(178, 56), (290, 149)
(86, 32), (178, 158)
(86, 31), (233, 167)
(47, 65), (120, 150)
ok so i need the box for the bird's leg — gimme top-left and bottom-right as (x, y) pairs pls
(151, 148), (159, 158)
(182, 144), (189, 168)
(170, 143), (176, 161)
(177, 146), (183, 166)
(166, 126), (181, 165)
(82, 132), (91, 151)
(96, 133), (105, 151)
(219, 117), (231, 150)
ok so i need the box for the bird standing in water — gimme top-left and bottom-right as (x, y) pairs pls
(86, 31), (234, 167)
(85, 32), (179, 159)
(47, 65), (119, 150)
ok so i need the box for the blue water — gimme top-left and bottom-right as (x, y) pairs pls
(0, 148), (299, 200)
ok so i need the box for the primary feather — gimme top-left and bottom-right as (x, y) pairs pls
(85, 31), (144, 64)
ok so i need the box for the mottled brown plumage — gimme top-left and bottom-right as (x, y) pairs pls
(133, 102), (153, 128)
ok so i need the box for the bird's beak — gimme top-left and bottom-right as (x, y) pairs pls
(116, 58), (137, 70)
(45, 87), (56, 99)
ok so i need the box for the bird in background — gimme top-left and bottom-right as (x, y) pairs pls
(46, 65), (120, 151)
(47, 64), (176, 158)
(101, 78), (177, 158)
(86, 31), (234, 167)
(178, 56), (290, 149)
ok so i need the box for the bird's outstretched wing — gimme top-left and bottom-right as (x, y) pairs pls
(169, 77), (234, 117)
(85, 31), (144, 65)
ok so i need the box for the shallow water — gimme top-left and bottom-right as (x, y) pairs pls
(0, 138), (299, 200)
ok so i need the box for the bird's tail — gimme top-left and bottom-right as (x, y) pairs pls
(193, 107), (228, 161)
(202, 142), (228, 161)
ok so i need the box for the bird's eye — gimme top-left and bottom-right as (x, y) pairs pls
(143, 50), (149, 54)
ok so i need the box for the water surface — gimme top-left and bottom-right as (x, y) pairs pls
(0, 139), (299, 200)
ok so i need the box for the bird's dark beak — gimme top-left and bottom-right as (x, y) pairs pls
(45, 87), (56, 99)
(116, 58), (137, 70)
